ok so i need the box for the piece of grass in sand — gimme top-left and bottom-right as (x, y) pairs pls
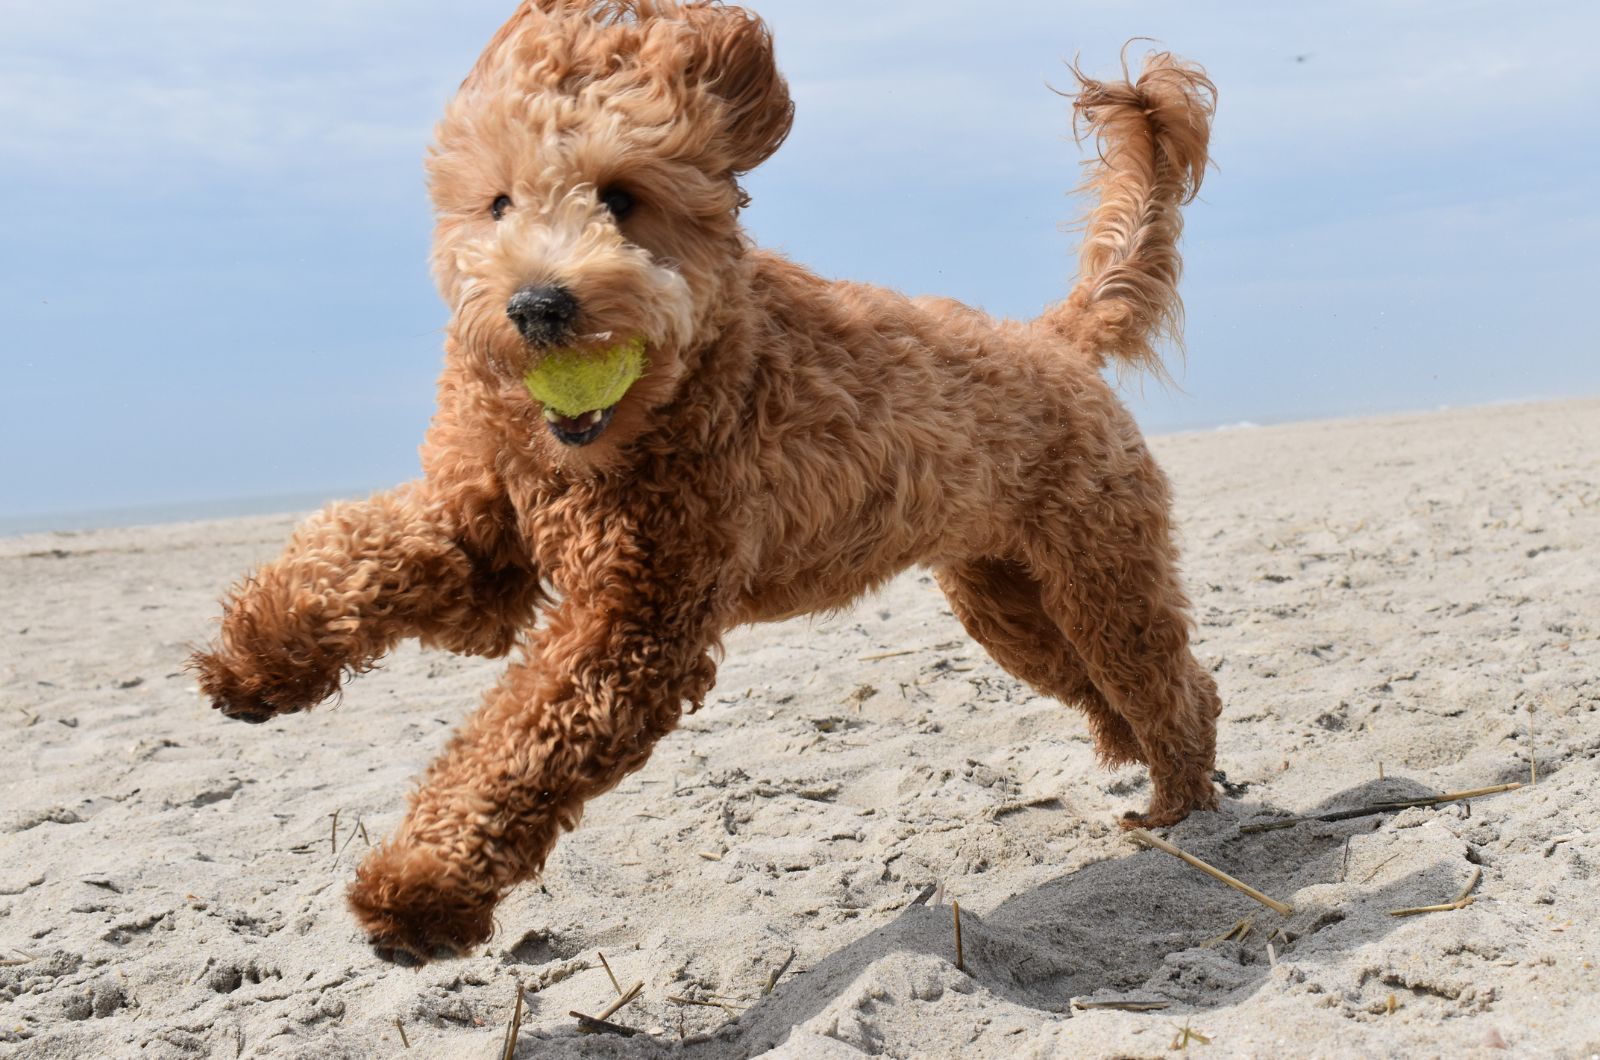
(953, 901), (965, 972)
(598, 951), (622, 995)
(1528, 704), (1539, 786)
(1359, 850), (1405, 884)
(764, 949), (797, 995)
(986, 795), (1062, 820)
(1205, 919), (1253, 948)
(581, 981), (643, 1023)
(1240, 782), (1523, 833)
(1544, 832), (1582, 856)
(859, 649), (916, 662)
(570, 979), (647, 1037)
(1389, 866), (1482, 917)
(396, 1017), (410, 1050)
(572, 1013), (639, 1037)
(498, 986), (523, 1060)
(331, 817), (370, 862)
(1170, 1020), (1211, 1050)
(669, 993), (743, 1015)
(1072, 998), (1170, 1012)
(1128, 828), (1293, 916)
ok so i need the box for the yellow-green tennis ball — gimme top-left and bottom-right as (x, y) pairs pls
(522, 337), (647, 417)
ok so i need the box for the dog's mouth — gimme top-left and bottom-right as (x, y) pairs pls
(521, 336), (647, 448)
(542, 405), (617, 447)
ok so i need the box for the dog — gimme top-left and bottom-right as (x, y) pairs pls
(191, 0), (1220, 963)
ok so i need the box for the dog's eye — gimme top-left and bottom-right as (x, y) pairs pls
(599, 187), (635, 220)
(490, 195), (512, 221)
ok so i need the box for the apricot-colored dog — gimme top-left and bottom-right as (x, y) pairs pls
(193, 0), (1220, 962)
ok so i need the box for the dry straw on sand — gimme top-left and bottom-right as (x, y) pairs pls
(1128, 828), (1294, 916)
(1388, 866), (1483, 918)
(1240, 782), (1522, 833)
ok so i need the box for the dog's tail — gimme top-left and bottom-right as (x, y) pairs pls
(1039, 51), (1215, 375)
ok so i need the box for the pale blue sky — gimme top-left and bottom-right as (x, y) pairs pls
(3, 1), (1598, 530)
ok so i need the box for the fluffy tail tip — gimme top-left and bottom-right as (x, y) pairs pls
(1072, 50), (1216, 205)
(1046, 49), (1216, 376)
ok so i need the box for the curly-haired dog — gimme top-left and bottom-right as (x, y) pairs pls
(192, 0), (1220, 962)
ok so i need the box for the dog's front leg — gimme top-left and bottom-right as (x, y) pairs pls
(346, 568), (720, 962)
(191, 482), (539, 724)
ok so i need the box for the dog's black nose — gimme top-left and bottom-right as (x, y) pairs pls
(507, 284), (579, 346)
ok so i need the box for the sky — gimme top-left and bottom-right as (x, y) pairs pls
(3, 0), (1598, 530)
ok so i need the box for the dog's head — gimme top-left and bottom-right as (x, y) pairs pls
(429, 0), (792, 454)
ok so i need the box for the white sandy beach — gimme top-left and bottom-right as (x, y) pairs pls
(2, 398), (1597, 1059)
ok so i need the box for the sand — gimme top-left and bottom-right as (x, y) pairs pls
(2, 398), (1597, 1059)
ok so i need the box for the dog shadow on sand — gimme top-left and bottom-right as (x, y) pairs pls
(517, 771), (1525, 1057)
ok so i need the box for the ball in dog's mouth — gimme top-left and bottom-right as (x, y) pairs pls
(522, 337), (646, 448)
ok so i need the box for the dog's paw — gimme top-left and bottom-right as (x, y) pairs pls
(1120, 778), (1216, 832)
(1119, 807), (1190, 830)
(187, 646), (330, 724)
(348, 846), (496, 966)
(370, 939), (467, 968)
(1120, 777), (1221, 830)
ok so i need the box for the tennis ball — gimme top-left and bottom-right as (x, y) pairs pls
(522, 337), (647, 417)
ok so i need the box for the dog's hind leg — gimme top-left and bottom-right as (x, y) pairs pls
(1017, 478), (1221, 828)
(934, 558), (1142, 767)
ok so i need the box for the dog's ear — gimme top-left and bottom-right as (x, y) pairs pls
(680, 5), (794, 175)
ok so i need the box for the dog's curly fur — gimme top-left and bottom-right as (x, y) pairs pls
(191, 0), (1221, 963)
